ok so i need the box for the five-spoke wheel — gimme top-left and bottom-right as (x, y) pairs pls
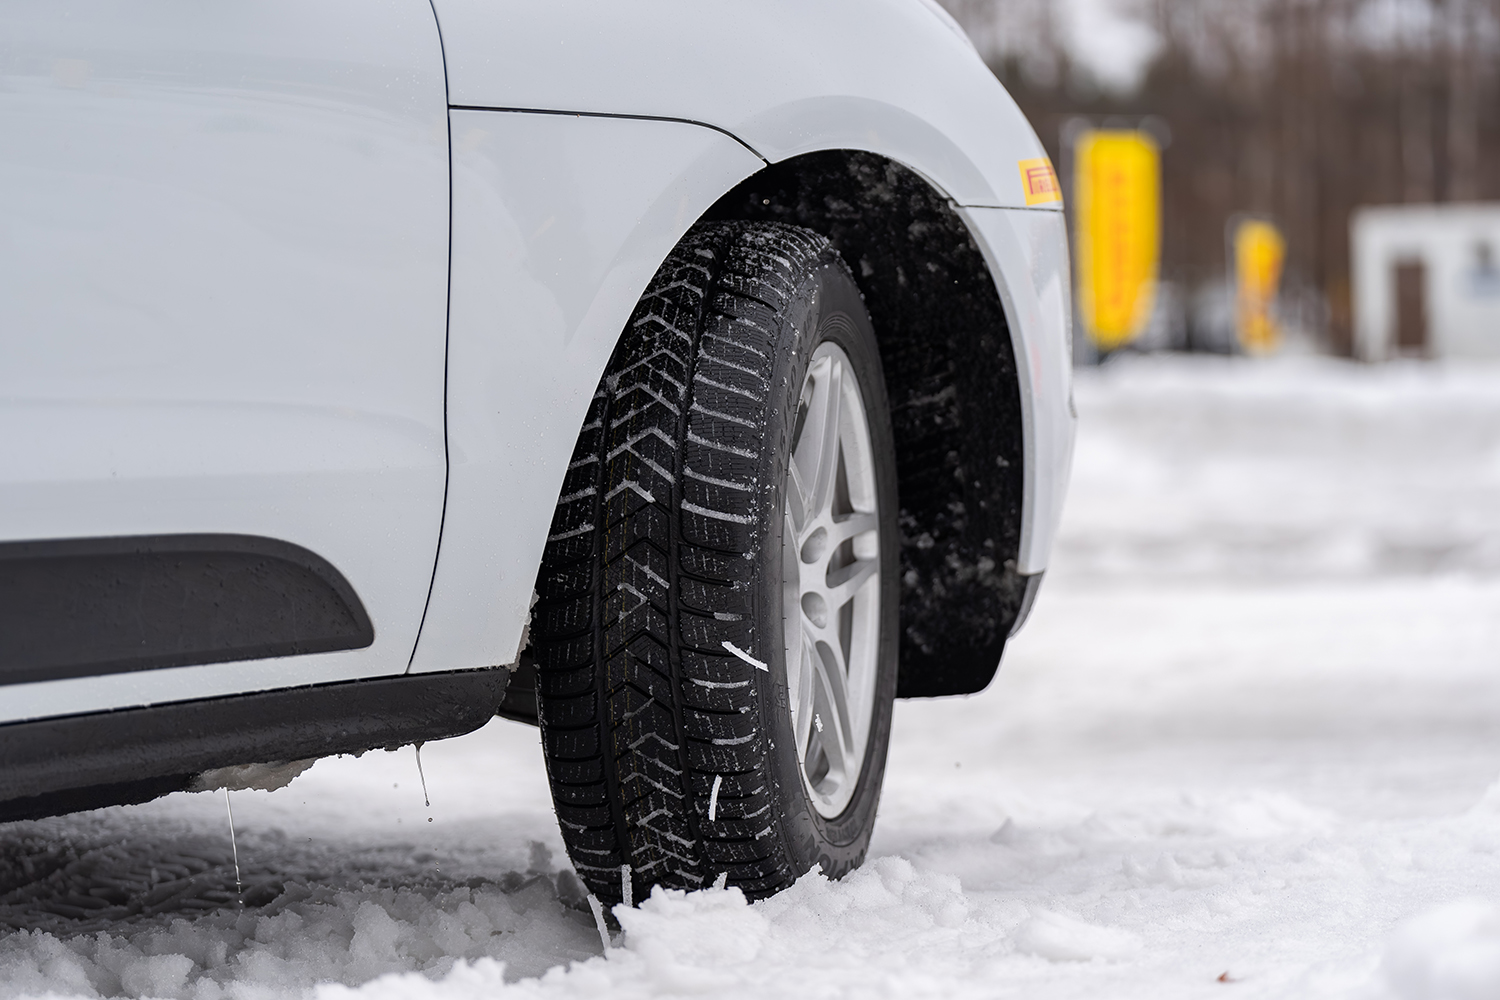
(783, 342), (884, 819)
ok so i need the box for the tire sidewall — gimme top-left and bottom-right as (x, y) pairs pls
(751, 255), (900, 879)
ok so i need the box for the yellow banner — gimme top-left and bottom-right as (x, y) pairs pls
(1073, 130), (1161, 351)
(1233, 218), (1286, 354)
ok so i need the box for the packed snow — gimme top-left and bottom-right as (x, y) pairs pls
(4, 354), (1500, 1000)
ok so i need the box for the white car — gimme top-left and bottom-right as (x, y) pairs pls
(0, 0), (1074, 903)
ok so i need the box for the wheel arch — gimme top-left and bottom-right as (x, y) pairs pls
(703, 151), (1030, 697)
(413, 116), (1051, 700)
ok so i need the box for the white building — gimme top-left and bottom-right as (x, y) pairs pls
(1352, 203), (1500, 360)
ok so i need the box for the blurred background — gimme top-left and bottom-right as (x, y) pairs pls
(938, 0), (1500, 362)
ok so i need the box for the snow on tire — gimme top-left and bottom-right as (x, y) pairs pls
(532, 220), (900, 904)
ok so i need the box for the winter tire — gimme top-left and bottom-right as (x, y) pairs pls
(532, 221), (900, 903)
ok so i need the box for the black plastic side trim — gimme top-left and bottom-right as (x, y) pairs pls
(0, 776), (194, 825)
(0, 668), (510, 820)
(0, 534), (374, 686)
(496, 650), (538, 725)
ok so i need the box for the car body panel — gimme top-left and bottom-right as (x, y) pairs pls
(0, 0), (1073, 732)
(408, 110), (763, 673)
(962, 208), (1076, 574)
(0, 0), (451, 721)
(429, 0), (1054, 211)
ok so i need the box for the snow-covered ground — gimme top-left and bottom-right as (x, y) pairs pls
(5, 354), (1500, 1000)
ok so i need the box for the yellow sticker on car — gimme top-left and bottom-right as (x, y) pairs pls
(1018, 158), (1062, 206)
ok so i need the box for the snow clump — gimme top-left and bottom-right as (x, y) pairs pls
(1382, 900), (1500, 1000)
(327, 858), (1070, 1000)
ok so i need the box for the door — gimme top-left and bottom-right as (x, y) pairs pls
(0, 0), (451, 721)
(1393, 257), (1428, 356)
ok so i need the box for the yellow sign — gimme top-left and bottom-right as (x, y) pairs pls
(1018, 158), (1062, 206)
(1073, 130), (1161, 351)
(1233, 218), (1286, 354)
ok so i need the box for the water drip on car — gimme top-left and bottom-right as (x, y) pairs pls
(413, 743), (432, 822)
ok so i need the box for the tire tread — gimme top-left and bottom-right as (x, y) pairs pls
(533, 222), (836, 902)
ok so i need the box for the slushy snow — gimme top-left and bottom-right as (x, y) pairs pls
(4, 355), (1500, 999)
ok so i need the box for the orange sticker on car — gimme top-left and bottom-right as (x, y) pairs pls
(1019, 158), (1062, 206)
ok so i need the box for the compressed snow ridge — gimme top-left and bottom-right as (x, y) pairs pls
(0, 867), (600, 1000)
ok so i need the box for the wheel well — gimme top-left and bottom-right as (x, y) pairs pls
(704, 151), (1027, 697)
